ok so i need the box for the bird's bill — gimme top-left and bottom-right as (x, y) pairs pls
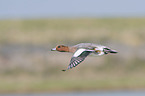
(51, 48), (56, 51)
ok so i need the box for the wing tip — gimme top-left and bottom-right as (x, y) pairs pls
(62, 69), (66, 71)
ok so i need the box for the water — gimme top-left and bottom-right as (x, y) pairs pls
(2, 91), (145, 96)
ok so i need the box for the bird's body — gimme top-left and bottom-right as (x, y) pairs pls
(51, 43), (117, 71)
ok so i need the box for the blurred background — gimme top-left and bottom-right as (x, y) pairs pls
(0, 0), (145, 95)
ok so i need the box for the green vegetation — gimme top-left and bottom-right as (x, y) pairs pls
(0, 18), (145, 93)
(0, 18), (145, 45)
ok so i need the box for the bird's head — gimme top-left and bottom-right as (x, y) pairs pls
(51, 45), (69, 52)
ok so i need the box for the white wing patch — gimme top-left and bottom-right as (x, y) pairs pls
(73, 49), (86, 57)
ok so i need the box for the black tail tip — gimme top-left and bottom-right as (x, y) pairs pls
(110, 51), (118, 53)
(110, 50), (118, 53)
(62, 70), (66, 71)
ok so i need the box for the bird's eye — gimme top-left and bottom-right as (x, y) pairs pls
(58, 46), (61, 48)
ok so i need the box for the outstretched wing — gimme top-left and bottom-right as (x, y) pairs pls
(62, 49), (93, 71)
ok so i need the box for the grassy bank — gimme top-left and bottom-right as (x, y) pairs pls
(1, 78), (145, 93)
(0, 58), (145, 93)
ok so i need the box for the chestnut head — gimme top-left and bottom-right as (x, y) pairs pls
(51, 45), (69, 52)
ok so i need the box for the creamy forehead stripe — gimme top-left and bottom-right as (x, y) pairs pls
(73, 49), (86, 57)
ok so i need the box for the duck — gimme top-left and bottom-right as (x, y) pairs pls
(51, 43), (117, 71)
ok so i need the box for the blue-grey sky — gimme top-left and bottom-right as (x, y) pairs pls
(0, 0), (145, 19)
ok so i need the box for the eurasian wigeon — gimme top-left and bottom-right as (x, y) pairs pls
(51, 43), (117, 71)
